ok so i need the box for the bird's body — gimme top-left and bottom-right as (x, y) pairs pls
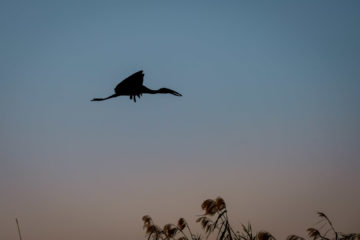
(91, 70), (182, 102)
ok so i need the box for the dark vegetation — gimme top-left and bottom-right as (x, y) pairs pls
(142, 197), (359, 240)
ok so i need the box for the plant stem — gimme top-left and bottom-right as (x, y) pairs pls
(15, 218), (23, 240)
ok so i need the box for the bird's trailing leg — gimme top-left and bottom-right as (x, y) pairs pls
(91, 94), (118, 101)
(130, 95), (136, 102)
(129, 94), (142, 103)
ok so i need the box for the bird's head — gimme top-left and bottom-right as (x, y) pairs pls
(158, 88), (182, 96)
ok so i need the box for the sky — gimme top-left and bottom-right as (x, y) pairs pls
(1, 1), (360, 239)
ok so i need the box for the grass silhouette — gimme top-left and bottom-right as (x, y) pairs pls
(142, 197), (359, 240)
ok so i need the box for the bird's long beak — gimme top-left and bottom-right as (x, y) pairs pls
(172, 91), (182, 96)
(167, 89), (182, 96)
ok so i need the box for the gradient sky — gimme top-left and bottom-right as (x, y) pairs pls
(1, 1), (360, 239)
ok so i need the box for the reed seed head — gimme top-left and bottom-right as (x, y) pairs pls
(307, 228), (320, 240)
(215, 197), (226, 211)
(201, 199), (217, 215)
(142, 215), (152, 226)
(163, 224), (177, 238)
(177, 218), (187, 230)
(257, 231), (275, 240)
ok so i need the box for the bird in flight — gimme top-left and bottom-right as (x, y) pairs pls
(91, 70), (182, 102)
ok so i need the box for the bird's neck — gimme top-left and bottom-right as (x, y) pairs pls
(141, 86), (159, 94)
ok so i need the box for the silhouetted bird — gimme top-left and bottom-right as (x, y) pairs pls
(91, 70), (182, 102)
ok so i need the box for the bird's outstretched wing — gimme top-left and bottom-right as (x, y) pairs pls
(114, 70), (144, 94)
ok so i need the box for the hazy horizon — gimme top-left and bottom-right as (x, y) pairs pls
(1, 1), (359, 239)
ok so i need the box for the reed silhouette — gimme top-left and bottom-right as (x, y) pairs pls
(142, 197), (359, 240)
(288, 212), (360, 240)
(91, 70), (182, 102)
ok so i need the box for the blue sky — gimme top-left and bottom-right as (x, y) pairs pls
(1, 1), (360, 239)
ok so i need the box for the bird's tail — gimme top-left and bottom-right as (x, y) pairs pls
(91, 94), (117, 101)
